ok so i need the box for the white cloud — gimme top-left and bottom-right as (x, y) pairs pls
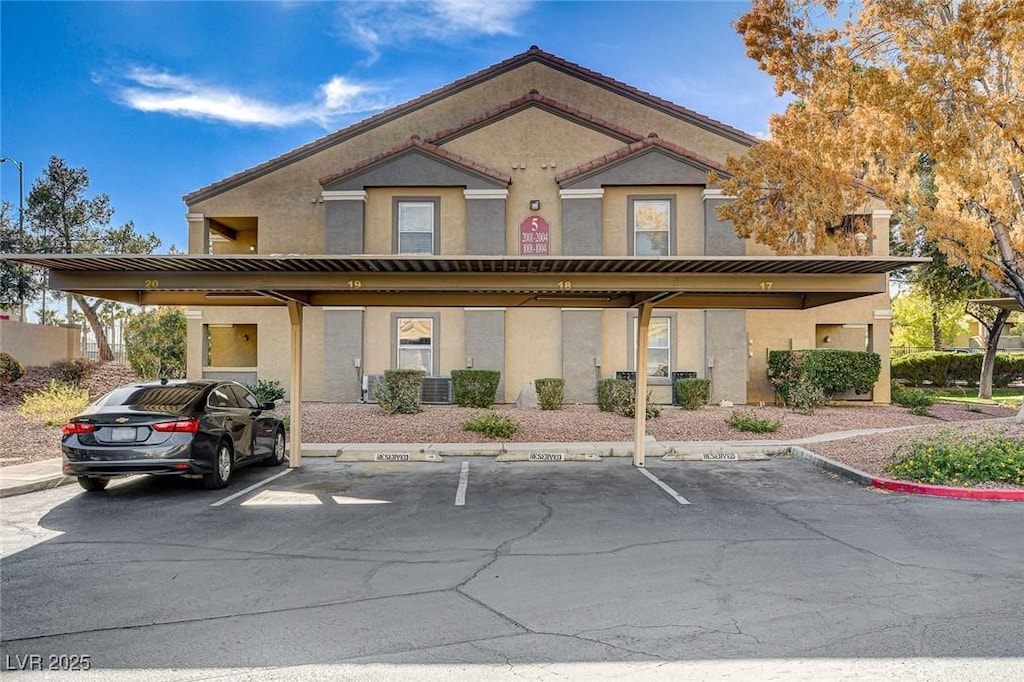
(339, 0), (531, 59)
(106, 67), (387, 128)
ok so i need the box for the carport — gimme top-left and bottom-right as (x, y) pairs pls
(4, 253), (923, 468)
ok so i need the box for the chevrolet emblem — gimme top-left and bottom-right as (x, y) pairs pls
(115, 417), (130, 424)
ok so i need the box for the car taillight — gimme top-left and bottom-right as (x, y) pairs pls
(63, 421), (96, 436)
(152, 418), (200, 433)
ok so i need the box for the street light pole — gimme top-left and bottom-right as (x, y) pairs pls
(0, 157), (26, 321)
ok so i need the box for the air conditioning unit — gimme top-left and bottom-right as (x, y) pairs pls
(363, 374), (385, 403)
(421, 376), (453, 404)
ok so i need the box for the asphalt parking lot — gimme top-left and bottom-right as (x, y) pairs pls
(3, 457), (1024, 679)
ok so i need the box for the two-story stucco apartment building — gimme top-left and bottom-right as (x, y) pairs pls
(181, 47), (894, 406)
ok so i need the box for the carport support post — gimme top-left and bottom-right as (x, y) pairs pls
(633, 301), (653, 468)
(288, 302), (303, 468)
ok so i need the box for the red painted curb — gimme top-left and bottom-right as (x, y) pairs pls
(872, 477), (1024, 501)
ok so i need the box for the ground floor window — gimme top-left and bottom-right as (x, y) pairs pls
(397, 317), (433, 372)
(635, 316), (671, 378)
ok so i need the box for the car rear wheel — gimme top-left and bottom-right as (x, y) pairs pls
(77, 476), (109, 492)
(261, 428), (286, 467)
(203, 442), (234, 490)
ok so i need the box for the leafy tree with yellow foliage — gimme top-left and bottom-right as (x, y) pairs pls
(716, 0), (1022, 297)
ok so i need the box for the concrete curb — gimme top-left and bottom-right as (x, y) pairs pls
(789, 446), (1024, 501)
(6, 438), (1024, 500)
(0, 473), (75, 498)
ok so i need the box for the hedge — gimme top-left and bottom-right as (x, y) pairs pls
(768, 349), (881, 412)
(451, 369), (501, 408)
(891, 351), (1024, 388)
(674, 378), (709, 410)
(596, 377), (660, 418)
(376, 369), (425, 414)
(534, 378), (565, 410)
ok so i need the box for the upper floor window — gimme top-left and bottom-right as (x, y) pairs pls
(395, 198), (439, 254)
(397, 317), (433, 372)
(629, 197), (673, 256)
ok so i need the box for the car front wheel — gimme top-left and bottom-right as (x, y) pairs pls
(203, 442), (234, 490)
(78, 476), (109, 492)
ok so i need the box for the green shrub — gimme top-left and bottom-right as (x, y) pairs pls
(891, 351), (1024, 388)
(50, 358), (97, 386)
(451, 369), (501, 408)
(891, 381), (935, 409)
(0, 352), (24, 385)
(886, 428), (1024, 486)
(19, 380), (91, 425)
(597, 378), (627, 412)
(247, 378), (285, 404)
(726, 409), (782, 433)
(909, 405), (933, 417)
(769, 349), (880, 412)
(534, 378), (565, 410)
(462, 412), (519, 439)
(595, 378), (660, 418)
(674, 378), (710, 410)
(376, 369), (425, 415)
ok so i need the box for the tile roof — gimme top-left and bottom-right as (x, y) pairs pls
(555, 133), (733, 185)
(317, 135), (511, 188)
(184, 46), (758, 204)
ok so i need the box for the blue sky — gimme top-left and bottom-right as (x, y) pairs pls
(1, 1), (785, 252)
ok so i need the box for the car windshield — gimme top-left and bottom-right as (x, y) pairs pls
(92, 385), (205, 409)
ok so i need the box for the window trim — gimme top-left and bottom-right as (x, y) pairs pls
(391, 312), (441, 375)
(393, 196), (440, 255)
(627, 195), (675, 256)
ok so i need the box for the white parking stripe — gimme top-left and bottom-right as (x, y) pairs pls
(210, 468), (294, 507)
(455, 461), (469, 506)
(638, 467), (691, 505)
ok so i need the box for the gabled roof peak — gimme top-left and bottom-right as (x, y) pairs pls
(556, 135), (731, 185)
(318, 136), (511, 188)
(185, 46), (756, 204)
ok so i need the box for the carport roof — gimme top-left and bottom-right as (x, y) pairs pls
(4, 253), (925, 310)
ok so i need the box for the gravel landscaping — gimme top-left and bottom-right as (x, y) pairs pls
(3, 362), (1020, 486)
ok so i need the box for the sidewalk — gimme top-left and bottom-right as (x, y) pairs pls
(5, 428), (1024, 501)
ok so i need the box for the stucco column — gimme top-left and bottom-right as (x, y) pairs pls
(186, 212), (208, 254)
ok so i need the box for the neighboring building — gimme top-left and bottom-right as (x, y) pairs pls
(182, 47), (894, 405)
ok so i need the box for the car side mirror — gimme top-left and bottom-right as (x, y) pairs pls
(262, 402), (276, 411)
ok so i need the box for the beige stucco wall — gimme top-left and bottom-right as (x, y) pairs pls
(0, 321), (81, 367)
(602, 186), (703, 256)
(598, 308), (706, 405)
(504, 308), (561, 402)
(189, 307), (324, 401)
(364, 188), (466, 255)
(441, 107), (625, 254)
(747, 290), (892, 404)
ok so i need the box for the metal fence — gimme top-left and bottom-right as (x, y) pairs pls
(892, 346), (1024, 358)
(81, 340), (127, 363)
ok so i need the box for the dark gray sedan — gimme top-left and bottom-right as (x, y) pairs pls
(62, 379), (286, 492)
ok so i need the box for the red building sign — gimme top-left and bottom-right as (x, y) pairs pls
(519, 214), (550, 255)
